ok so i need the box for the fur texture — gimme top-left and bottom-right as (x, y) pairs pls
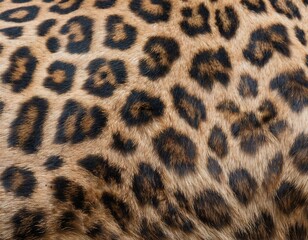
(0, 0), (308, 239)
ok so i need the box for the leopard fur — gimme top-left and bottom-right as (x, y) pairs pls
(0, 0), (308, 239)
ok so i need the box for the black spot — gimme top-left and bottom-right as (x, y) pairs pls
(44, 61), (76, 94)
(286, 223), (307, 240)
(258, 99), (277, 123)
(231, 112), (266, 155)
(171, 85), (206, 129)
(12, 0), (32, 2)
(162, 204), (194, 233)
(208, 125), (228, 158)
(46, 37), (60, 53)
(86, 222), (104, 237)
(269, 120), (287, 137)
(104, 15), (137, 50)
(1, 166), (36, 197)
(9, 97), (48, 154)
(101, 192), (130, 230)
(180, 3), (211, 37)
(121, 90), (164, 126)
(78, 155), (121, 184)
(189, 47), (232, 91)
(44, 156), (64, 171)
(194, 189), (231, 229)
(2, 47), (37, 92)
(52, 176), (87, 211)
(60, 16), (93, 53)
(154, 127), (197, 175)
(243, 24), (290, 67)
(234, 211), (275, 240)
(263, 152), (283, 191)
(275, 181), (306, 214)
(50, 0), (83, 14)
(215, 6), (239, 40)
(12, 208), (46, 240)
(0, 101), (4, 115)
(112, 132), (137, 154)
(140, 219), (167, 240)
(95, 0), (116, 8)
(55, 100), (107, 144)
(129, 0), (171, 23)
(229, 168), (258, 205)
(270, 69), (308, 113)
(58, 211), (78, 231)
(295, 27), (306, 46)
(83, 58), (127, 98)
(0, 6), (39, 22)
(216, 100), (240, 114)
(132, 163), (164, 207)
(207, 156), (223, 182)
(241, 0), (266, 13)
(0, 26), (23, 39)
(174, 190), (191, 211)
(37, 19), (56, 36)
(238, 74), (258, 98)
(139, 36), (180, 80)
(270, 0), (301, 19)
(289, 133), (308, 174)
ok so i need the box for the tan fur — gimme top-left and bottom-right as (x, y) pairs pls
(0, 0), (308, 239)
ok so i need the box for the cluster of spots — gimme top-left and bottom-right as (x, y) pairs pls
(104, 15), (137, 50)
(234, 211), (275, 239)
(121, 90), (165, 126)
(44, 61), (76, 94)
(194, 189), (231, 229)
(190, 47), (232, 91)
(139, 36), (180, 80)
(132, 163), (164, 207)
(12, 208), (46, 240)
(208, 125), (228, 158)
(217, 97), (287, 155)
(238, 74), (258, 98)
(83, 58), (127, 98)
(180, 3), (211, 37)
(9, 97), (48, 154)
(154, 128), (197, 175)
(129, 0), (171, 24)
(269, 0), (301, 19)
(1, 1), (308, 239)
(270, 69), (308, 113)
(0, 5), (40, 23)
(243, 24), (290, 67)
(215, 6), (239, 40)
(289, 133), (308, 174)
(262, 152), (284, 192)
(2, 47), (37, 93)
(171, 85), (206, 129)
(78, 155), (122, 184)
(1, 166), (37, 197)
(55, 100), (107, 144)
(52, 176), (89, 212)
(274, 181), (306, 215)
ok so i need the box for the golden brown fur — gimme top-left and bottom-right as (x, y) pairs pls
(0, 0), (308, 239)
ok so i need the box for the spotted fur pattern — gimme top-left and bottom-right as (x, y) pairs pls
(0, 0), (308, 239)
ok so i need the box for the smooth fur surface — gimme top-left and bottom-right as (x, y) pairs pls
(0, 0), (308, 239)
